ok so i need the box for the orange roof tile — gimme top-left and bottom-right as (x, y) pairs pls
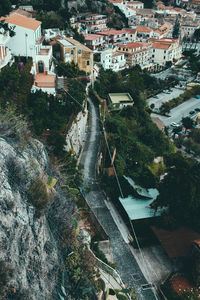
(2, 14), (41, 31)
(84, 34), (103, 40)
(34, 74), (56, 88)
(136, 26), (152, 32)
(118, 41), (148, 49)
(152, 43), (170, 49)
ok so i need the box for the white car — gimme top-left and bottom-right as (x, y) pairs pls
(170, 122), (179, 127)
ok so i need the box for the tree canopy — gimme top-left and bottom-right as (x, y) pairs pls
(155, 152), (200, 229)
(0, 0), (11, 17)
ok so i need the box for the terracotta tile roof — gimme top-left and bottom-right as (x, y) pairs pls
(136, 26), (152, 32)
(34, 74), (56, 88)
(97, 29), (126, 35)
(154, 29), (163, 35)
(123, 28), (136, 34)
(2, 14), (41, 31)
(84, 34), (103, 41)
(109, 0), (122, 2)
(118, 41), (147, 49)
(152, 226), (200, 258)
(152, 43), (170, 49)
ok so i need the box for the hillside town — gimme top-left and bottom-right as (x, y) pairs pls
(1, 0), (200, 300)
(0, 0), (200, 91)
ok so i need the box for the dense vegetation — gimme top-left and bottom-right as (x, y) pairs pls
(92, 67), (174, 198)
(0, 58), (86, 158)
(154, 152), (200, 230)
(183, 50), (200, 74)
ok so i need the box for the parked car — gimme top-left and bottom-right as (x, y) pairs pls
(171, 122), (179, 127)
(153, 95), (159, 99)
(189, 110), (195, 115)
(195, 95), (200, 99)
(195, 108), (200, 112)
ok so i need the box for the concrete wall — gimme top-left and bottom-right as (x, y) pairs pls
(65, 104), (88, 156)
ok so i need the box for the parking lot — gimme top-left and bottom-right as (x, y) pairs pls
(148, 87), (184, 110)
(151, 97), (200, 127)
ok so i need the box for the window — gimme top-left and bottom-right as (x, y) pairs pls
(153, 49), (155, 52)
(152, 54), (154, 58)
(87, 60), (90, 65)
(78, 49), (82, 54)
(164, 50), (166, 53)
(164, 56), (166, 59)
(71, 50), (74, 54)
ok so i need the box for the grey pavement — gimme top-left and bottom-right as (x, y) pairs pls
(80, 98), (158, 300)
(151, 97), (200, 127)
(148, 87), (184, 110)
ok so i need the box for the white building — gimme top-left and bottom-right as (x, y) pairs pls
(109, 0), (136, 18)
(136, 26), (154, 41)
(101, 49), (128, 72)
(0, 31), (13, 71)
(84, 34), (105, 51)
(1, 12), (56, 94)
(117, 41), (153, 70)
(181, 22), (199, 41)
(125, 1), (144, 9)
(150, 38), (182, 66)
(1, 13), (42, 60)
(31, 46), (56, 95)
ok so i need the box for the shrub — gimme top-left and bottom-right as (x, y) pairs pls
(28, 177), (51, 211)
(117, 294), (128, 300)
(96, 278), (105, 292)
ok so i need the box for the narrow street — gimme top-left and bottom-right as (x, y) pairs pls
(80, 98), (158, 300)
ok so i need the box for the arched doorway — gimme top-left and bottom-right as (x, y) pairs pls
(38, 61), (44, 73)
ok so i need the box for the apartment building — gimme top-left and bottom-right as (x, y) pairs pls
(125, 1), (144, 9)
(117, 41), (152, 69)
(109, 0), (136, 18)
(51, 36), (93, 76)
(101, 49), (128, 71)
(150, 38), (182, 66)
(32, 45), (56, 94)
(84, 34), (105, 51)
(136, 26), (154, 41)
(153, 22), (173, 39)
(97, 29), (130, 46)
(83, 14), (108, 33)
(1, 11), (56, 94)
(181, 21), (199, 40)
(1, 13), (43, 60)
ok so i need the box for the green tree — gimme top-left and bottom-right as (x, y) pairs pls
(0, 0), (11, 17)
(182, 116), (194, 129)
(155, 152), (200, 228)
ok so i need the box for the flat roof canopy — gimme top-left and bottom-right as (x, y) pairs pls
(109, 93), (133, 104)
(119, 176), (163, 220)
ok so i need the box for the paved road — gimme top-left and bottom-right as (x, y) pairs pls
(80, 98), (158, 300)
(151, 97), (200, 127)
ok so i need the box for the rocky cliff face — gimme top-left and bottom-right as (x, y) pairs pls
(0, 117), (75, 299)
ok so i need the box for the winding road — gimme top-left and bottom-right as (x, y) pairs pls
(80, 98), (158, 300)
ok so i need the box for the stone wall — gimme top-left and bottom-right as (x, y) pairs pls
(65, 102), (88, 156)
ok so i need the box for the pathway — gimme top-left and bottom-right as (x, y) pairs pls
(80, 97), (158, 300)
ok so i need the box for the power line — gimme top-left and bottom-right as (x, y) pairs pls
(53, 57), (159, 298)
